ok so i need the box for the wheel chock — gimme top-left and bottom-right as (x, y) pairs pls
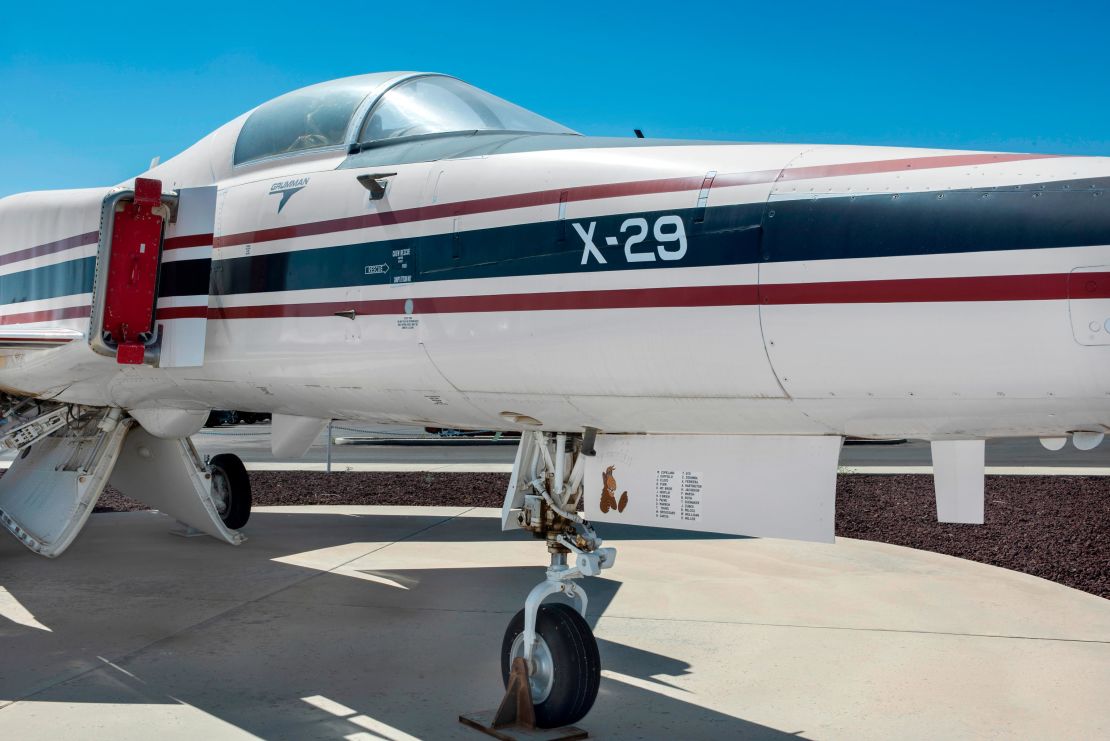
(458, 658), (588, 740)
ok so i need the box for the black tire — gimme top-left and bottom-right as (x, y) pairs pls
(501, 603), (600, 728)
(209, 453), (251, 529)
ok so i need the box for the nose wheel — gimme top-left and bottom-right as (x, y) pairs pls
(208, 453), (251, 529)
(501, 603), (600, 728)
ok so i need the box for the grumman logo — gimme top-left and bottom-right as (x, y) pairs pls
(269, 177), (309, 212)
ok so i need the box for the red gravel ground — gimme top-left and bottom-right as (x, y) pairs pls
(94, 471), (1109, 599)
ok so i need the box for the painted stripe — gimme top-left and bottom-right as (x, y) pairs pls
(0, 272), (1090, 327)
(214, 152), (1058, 248)
(208, 271), (1093, 321)
(156, 305), (209, 320)
(0, 256), (96, 306)
(164, 233), (214, 250)
(0, 304), (90, 325)
(210, 284), (761, 320)
(159, 258), (213, 297)
(207, 175), (1110, 299)
(0, 231), (98, 268)
(771, 152), (1057, 184)
(761, 272), (1110, 305)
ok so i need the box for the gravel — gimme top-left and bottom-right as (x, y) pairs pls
(94, 471), (1108, 599)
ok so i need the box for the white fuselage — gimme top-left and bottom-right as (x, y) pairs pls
(1, 124), (1107, 440)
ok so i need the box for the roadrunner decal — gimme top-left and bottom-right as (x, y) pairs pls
(600, 465), (629, 514)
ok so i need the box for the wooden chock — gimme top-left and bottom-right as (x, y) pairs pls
(492, 656), (536, 729)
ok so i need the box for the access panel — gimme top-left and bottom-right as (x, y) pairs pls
(92, 178), (170, 365)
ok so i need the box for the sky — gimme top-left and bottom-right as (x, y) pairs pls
(1, 1), (1108, 198)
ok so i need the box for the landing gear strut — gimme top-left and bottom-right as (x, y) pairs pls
(492, 431), (616, 730)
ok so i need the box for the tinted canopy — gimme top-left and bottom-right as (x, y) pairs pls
(233, 73), (576, 166)
(233, 74), (397, 165)
(358, 76), (575, 145)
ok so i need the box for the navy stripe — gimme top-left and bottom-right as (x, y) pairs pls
(208, 176), (1110, 297)
(0, 257), (95, 305)
(209, 204), (764, 296)
(159, 258), (213, 298)
(763, 178), (1110, 262)
(8, 175), (1104, 307)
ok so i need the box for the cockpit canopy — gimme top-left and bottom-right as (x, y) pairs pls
(233, 73), (575, 166)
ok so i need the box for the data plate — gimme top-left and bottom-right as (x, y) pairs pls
(583, 434), (842, 542)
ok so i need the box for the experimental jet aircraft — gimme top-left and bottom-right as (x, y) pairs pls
(0, 71), (1107, 728)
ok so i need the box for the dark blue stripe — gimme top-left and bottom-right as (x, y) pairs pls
(763, 178), (1110, 262)
(208, 175), (1110, 297)
(209, 204), (763, 296)
(14, 175), (1099, 305)
(159, 258), (213, 298)
(0, 257), (96, 305)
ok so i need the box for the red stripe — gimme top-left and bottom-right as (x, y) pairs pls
(209, 271), (1103, 320)
(760, 272), (1094, 305)
(0, 231), (99, 268)
(164, 233), (214, 250)
(0, 269), (1090, 330)
(0, 305), (91, 325)
(213, 153), (1058, 249)
(211, 285), (761, 320)
(213, 176), (708, 248)
(155, 305), (210, 320)
(772, 152), (1058, 184)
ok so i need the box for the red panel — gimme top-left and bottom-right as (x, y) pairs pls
(102, 179), (164, 364)
(116, 342), (146, 365)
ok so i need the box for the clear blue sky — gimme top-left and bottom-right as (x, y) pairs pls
(2, 1), (1107, 198)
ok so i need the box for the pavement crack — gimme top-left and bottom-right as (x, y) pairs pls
(596, 614), (1110, 644)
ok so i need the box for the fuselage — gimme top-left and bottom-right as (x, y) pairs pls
(1, 74), (1107, 440)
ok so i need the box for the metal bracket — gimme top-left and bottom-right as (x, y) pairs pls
(0, 407), (69, 451)
(356, 172), (396, 200)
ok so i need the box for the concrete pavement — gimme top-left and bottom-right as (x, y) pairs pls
(0, 506), (1107, 740)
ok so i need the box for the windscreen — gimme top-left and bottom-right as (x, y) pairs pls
(360, 76), (575, 143)
(234, 83), (369, 165)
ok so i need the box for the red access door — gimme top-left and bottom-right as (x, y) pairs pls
(101, 178), (165, 365)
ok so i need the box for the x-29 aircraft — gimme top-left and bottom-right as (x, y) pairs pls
(1, 72), (1108, 727)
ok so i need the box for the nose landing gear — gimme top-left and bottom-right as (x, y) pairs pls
(465, 431), (615, 734)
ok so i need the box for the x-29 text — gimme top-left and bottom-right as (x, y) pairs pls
(575, 215), (688, 265)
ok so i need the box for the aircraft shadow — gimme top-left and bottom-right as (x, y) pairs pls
(0, 510), (798, 740)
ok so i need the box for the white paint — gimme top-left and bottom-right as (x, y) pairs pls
(584, 434), (843, 542)
(0, 74), (1107, 456)
(109, 427), (243, 544)
(129, 408), (209, 439)
(0, 415), (131, 557)
(1072, 430), (1105, 451)
(271, 415), (330, 458)
(1068, 265), (1110, 346)
(1040, 436), (1068, 451)
(931, 440), (985, 524)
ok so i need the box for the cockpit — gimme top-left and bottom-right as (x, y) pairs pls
(233, 73), (576, 166)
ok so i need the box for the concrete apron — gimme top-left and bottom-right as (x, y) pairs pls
(0, 506), (1107, 740)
